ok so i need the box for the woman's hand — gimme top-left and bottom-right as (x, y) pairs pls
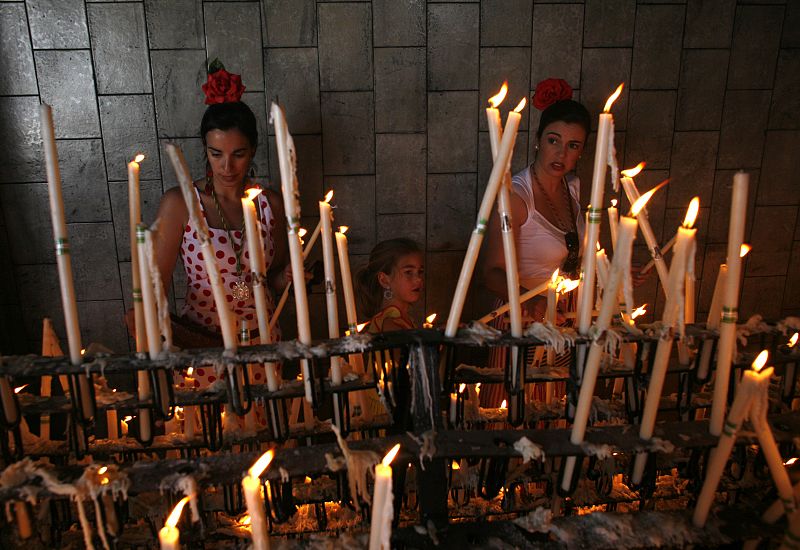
(521, 295), (548, 323)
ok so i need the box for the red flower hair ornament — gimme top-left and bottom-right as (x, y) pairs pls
(532, 78), (573, 111)
(202, 59), (245, 105)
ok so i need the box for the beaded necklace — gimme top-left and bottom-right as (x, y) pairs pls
(208, 176), (250, 301)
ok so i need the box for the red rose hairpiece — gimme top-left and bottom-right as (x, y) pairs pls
(532, 78), (573, 111)
(202, 58), (245, 105)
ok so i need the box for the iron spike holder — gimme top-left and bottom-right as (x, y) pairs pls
(504, 344), (527, 426)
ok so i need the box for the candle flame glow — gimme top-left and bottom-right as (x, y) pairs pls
(740, 244), (751, 258)
(357, 321), (368, 332)
(621, 162), (646, 179)
(338, 226), (349, 235)
(488, 82), (508, 108)
(596, 242), (601, 251)
(513, 97), (527, 113)
(551, 268), (559, 283)
(133, 153), (145, 163)
(631, 304), (647, 319)
(683, 197), (699, 229)
(244, 188), (262, 201)
(123, 416), (132, 422)
(425, 313), (437, 324)
(98, 466), (108, 475)
(500, 399), (507, 409)
(165, 496), (191, 529)
(298, 228), (308, 238)
(14, 384), (27, 394)
(630, 180), (668, 217)
(752, 350), (769, 373)
(789, 333), (798, 348)
(187, 367), (193, 376)
(459, 383), (466, 394)
(382, 443), (401, 467)
(611, 198), (617, 207)
(452, 460), (461, 470)
(324, 190), (334, 203)
(240, 514), (252, 526)
(603, 83), (624, 113)
(784, 457), (798, 466)
(556, 278), (580, 294)
(248, 449), (274, 479)
(304, 476), (312, 484)
(101, 477), (109, 485)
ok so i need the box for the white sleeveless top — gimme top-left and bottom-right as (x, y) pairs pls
(511, 167), (585, 288)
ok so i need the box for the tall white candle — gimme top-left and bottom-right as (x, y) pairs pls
(242, 450), (274, 550)
(128, 155), (148, 354)
(608, 199), (619, 252)
(319, 200), (343, 386)
(336, 227), (358, 333)
(135, 225), (159, 442)
(369, 444), (400, 550)
(159, 495), (191, 550)
(710, 172), (749, 435)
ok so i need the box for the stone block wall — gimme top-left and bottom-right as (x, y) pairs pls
(0, 0), (798, 353)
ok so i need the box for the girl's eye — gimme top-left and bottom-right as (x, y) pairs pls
(569, 143), (581, 150)
(548, 137), (558, 145)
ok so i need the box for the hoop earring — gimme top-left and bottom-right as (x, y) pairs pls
(248, 163), (256, 179)
(383, 287), (393, 301)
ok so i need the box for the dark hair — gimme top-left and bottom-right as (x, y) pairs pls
(536, 99), (591, 139)
(356, 238), (422, 318)
(200, 101), (258, 149)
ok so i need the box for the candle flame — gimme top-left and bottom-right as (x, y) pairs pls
(382, 443), (401, 467)
(475, 383), (481, 392)
(459, 383), (466, 394)
(611, 198), (617, 207)
(596, 242), (601, 251)
(304, 476), (312, 484)
(740, 244), (751, 258)
(452, 460), (461, 470)
(425, 313), (437, 324)
(357, 321), (368, 332)
(186, 367), (193, 377)
(500, 399), (507, 409)
(784, 457), (798, 466)
(603, 83), (624, 113)
(752, 350), (769, 373)
(789, 333), (798, 348)
(98, 466), (108, 475)
(556, 278), (580, 294)
(621, 162), (646, 179)
(14, 384), (27, 394)
(631, 304), (647, 319)
(101, 477), (109, 485)
(81, 348), (86, 356)
(244, 188), (262, 201)
(298, 228), (308, 238)
(488, 82), (508, 108)
(683, 197), (699, 229)
(630, 179), (668, 217)
(248, 449), (274, 479)
(133, 153), (145, 163)
(324, 190), (334, 203)
(240, 514), (252, 526)
(551, 268), (559, 283)
(165, 496), (191, 529)
(123, 416), (132, 422)
(338, 226), (349, 235)
(513, 97), (527, 113)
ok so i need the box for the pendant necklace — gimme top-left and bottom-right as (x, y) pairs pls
(209, 178), (251, 301)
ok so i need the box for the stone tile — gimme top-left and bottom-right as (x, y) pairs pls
(667, 132), (718, 208)
(583, 0), (635, 48)
(479, 48), (530, 131)
(428, 91), (478, 173)
(0, 183), (56, 264)
(0, 96), (45, 183)
(374, 0), (424, 47)
(70, 222), (121, 301)
(204, 2), (263, 92)
(376, 214), (426, 248)
(426, 250), (476, 322)
(151, 50), (207, 138)
(293, 134), (324, 217)
(320, 92), (374, 175)
(108, 179), (164, 262)
(159, 137), (206, 189)
(262, 0), (315, 47)
(718, 90), (770, 169)
(57, 139), (111, 223)
(427, 173), (476, 251)
(326, 175), (375, 255)
(0, 229), (18, 305)
(78, 300), (129, 352)
(87, 3), (151, 94)
(99, 95), (160, 181)
(240, 91), (270, 177)
(376, 134), (426, 214)
(769, 49), (800, 130)
(27, 0), (88, 49)
(478, 131), (528, 200)
(480, 0), (531, 47)
(784, 0), (800, 48)
(675, 49), (728, 131)
(0, 4), (37, 95)
(696, 243), (726, 315)
(34, 50), (100, 138)
(746, 205), (796, 277)
(684, 0), (735, 48)
(620, 169), (670, 244)
(14, 263), (62, 343)
(625, 91), (676, 171)
(631, 5), (684, 90)
(264, 48), (321, 134)
(531, 4), (583, 90)
(144, 0), (203, 49)
(0, 303), (27, 355)
(706, 169), (758, 244)
(427, 3), (479, 91)
(727, 5), (783, 89)
(758, 131), (800, 206)
(580, 49), (631, 130)
(375, 47), (426, 133)
(740, 276), (785, 320)
(318, 3), (372, 91)
(783, 241), (800, 309)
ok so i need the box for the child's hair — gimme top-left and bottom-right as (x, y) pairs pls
(356, 238), (422, 318)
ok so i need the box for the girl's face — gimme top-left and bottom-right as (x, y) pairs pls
(535, 121), (586, 180)
(205, 128), (255, 189)
(380, 253), (424, 306)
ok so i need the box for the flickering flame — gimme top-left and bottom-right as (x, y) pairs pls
(298, 228), (308, 238)
(683, 197), (699, 229)
(459, 383), (466, 394)
(513, 97), (527, 113)
(556, 278), (580, 294)
(245, 188), (262, 201)
(752, 350), (769, 373)
(611, 198), (618, 207)
(488, 82), (508, 108)
(133, 153), (145, 163)
(98, 466), (108, 475)
(240, 514), (252, 526)
(603, 83), (624, 113)
(784, 457), (798, 466)
(304, 476), (312, 484)
(621, 162), (645, 179)
(165, 496), (191, 529)
(324, 190), (334, 203)
(14, 384), (27, 394)
(382, 443), (401, 467)
(123, 416), (132, 422)
(631, 180), (668, 217)
(551, 268), (559, 284)
(248, 449), (274, 479)
(338, 226), (349, 235)
(596, 242), (601, 251)
(186, 367), (194, 377)
(425, 313), (437, 325)
(452, 460), (461, 470)
(740, 244), (752, 258)
(475, 383), (481, 393)
(81, 348), (86, 356)
(789, 333), (798, 348)
(357, 322), (368, 332)
(500, 400), (507, 409)
(101, 477), (109, 485)
(631, 304), (647, 319)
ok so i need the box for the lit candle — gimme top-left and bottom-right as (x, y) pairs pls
(159, 495), (191, 550)
(40, 104), (93, 421)
(423, 313), (437, 329)
(685, 235), (697, 325)
(608, 198), (619, 252)
(107, 393), (118, 440)
(710, 172), (749, 436)
(546, 269), (559, 366)
(335, 226), (358, 334)
(128, 154), (148, 354)
(121, 415), (131, 437)
(319, 198), (342, 386)
(135, 225), (159, 442)
(242, 450), (274, 550)
(446, 97), (526, 337)
(632, 197), (698, 483)
(369, 444), (401, 550)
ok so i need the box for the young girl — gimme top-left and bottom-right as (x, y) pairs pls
(356, 239), (425, 334)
